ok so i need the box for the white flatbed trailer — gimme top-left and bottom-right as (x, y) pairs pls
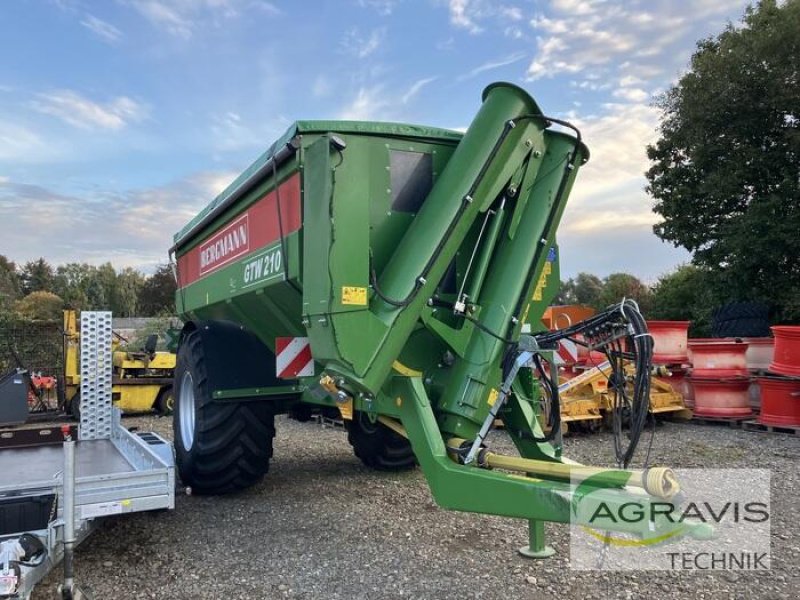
(0, 312), (174, 599)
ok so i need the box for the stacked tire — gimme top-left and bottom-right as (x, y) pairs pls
(711, 302), (770, 338)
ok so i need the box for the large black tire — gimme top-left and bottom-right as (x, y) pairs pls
(173, 331), (275, 495)
(711, 302), (770, 337)
(347, 411), (416, 471)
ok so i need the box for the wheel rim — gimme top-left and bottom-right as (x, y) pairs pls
(179, 372), (195, 451)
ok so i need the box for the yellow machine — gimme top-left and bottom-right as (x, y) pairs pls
(63, 310), (176, 417)
(555, 361), (693, 432)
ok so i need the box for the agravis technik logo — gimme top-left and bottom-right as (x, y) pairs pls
(569, 469), (771, 571)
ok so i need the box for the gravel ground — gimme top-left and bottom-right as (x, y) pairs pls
(34, 416), (798, 600)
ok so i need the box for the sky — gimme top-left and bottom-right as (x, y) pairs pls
(0, 0), (751, 281)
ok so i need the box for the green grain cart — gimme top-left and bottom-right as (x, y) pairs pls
(170, 82), (698, 556)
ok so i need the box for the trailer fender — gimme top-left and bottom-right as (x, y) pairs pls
(178, 320), (298, 400)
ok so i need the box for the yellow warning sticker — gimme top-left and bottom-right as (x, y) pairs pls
(487, 389), (499, 407)
(342, 286), (368, 306)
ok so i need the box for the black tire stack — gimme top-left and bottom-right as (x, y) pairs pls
(711, 302), (770, 338)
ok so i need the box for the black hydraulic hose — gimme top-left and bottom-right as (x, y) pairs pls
(531, 353), (561, 442)
(272, 159), (292, 287)
(532, 299), (653, 466)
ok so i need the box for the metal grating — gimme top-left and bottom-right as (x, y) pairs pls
(79, 311), (113, 440)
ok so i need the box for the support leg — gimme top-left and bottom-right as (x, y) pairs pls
(518, 519), (555, 559)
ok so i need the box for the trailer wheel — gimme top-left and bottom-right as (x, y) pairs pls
(69, 391), (81, 422)
(347, 411), (416, 471)
(173, 331), (275, 495)
(288, 402), (315, 422)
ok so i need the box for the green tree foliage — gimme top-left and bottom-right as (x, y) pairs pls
(0, 255), (21, 309)
(649, 265), (715, 336)
(0, 259), (175, 318)
(646, 0), (800, 322)
(553, 279), (576, 305)
(599, 273), (653, 313)
(53, 263), (93, 309)
(553, 272), (652, 313)
(20, 258), (54, 295)
(573, 273), (603, 307)
(137, 264), (177, 316)
(561, 273), (603, 308)
(114, 268), (146, 317)
(14, 291), (64, 321)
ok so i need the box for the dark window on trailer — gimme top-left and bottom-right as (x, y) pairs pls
(390, 150), (432, 214)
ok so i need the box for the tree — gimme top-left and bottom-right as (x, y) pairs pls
(650, 265), (716, 336)
(0, 255), (21, 310)
(20, 258), (54, 295)
(599, 273), (653, 313)
(113, 268), (145, 317)
(646, 0), (800, 322)
(571, 273), (604, 308)
(53, 263), (92, 310)
(14, 291), (64, 321)
(85, 276), (107, 309)
(138, 264), (177, 316)
(553, 279), (576, 305)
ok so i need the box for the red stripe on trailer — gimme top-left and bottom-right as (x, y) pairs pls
(176, 173), (302, 287)
(276, 337), (314, 378)
(556, 338), (578, 365)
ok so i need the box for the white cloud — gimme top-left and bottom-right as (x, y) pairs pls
(562, 103), (660, 229)
(526, 2), (687, 81)
(341, 27), (386, 59)
(500, 6), (523, 21)
(0, 171), (238, 270)
(131, 1), (192, 38)
(0, 121), (56, 162)
(401, 77), (437, 104)
(446, 0), (525, 34)
(32, 90), (147, 131)
(338, 86), (391, 121)
(555, 102), (692, 278)
(0, 176), (8, 184)
(312, 76), (332, 98)
(357, 0), (399, 16)
(619, 75), (644, 87)
(448, 0), (483, 33)
(612, 87), (649, 102)
(127, 0), (279, 39)
(209, 111), (281, 152)
(458, 51), (526, 81)
(80, 14), (123, 43)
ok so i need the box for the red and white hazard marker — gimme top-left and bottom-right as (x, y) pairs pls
(555, 338), (578, 366)
(276, 337), (314, 378)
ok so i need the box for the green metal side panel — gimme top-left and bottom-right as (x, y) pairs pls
(302, 137), (335, 320)
(175, 120), (462, 245)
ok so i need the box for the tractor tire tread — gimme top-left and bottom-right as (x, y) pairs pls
(173, 331), (275, 495)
